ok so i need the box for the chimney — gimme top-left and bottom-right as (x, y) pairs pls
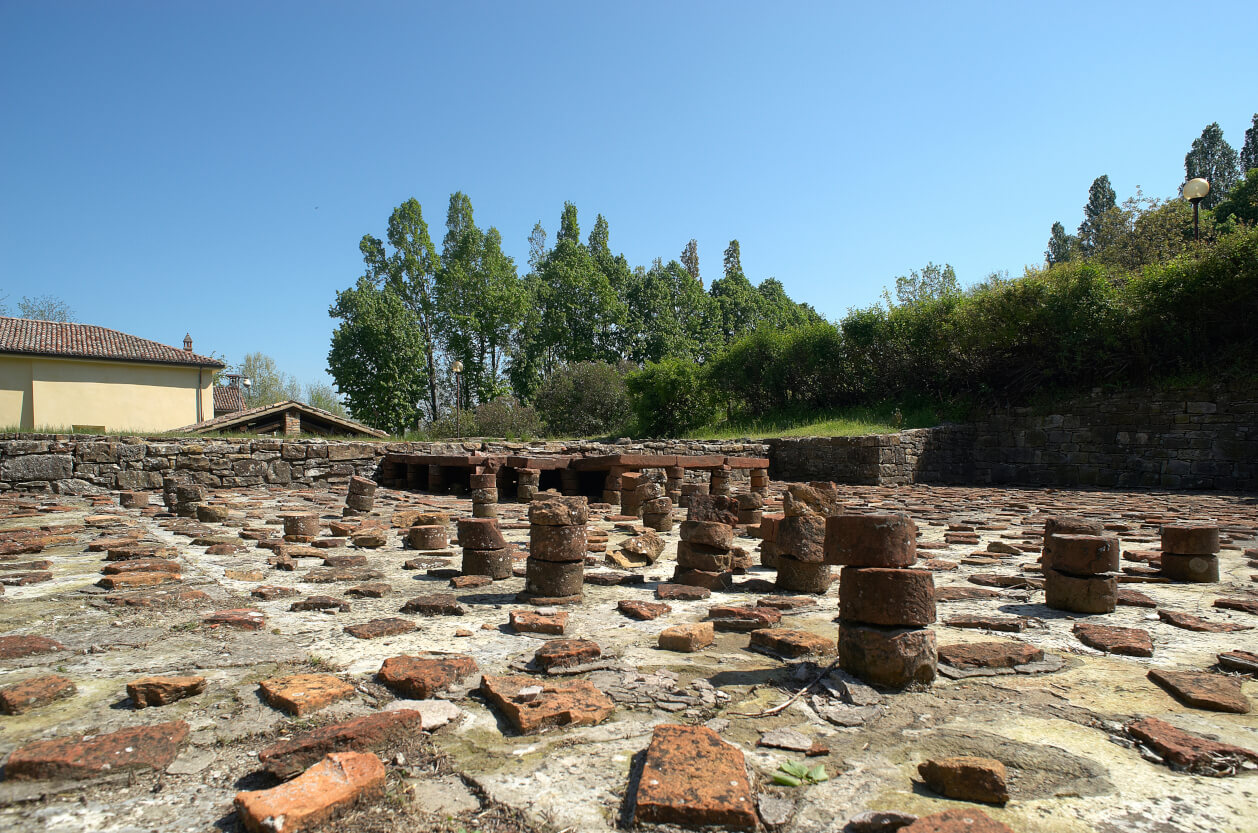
(183, 334), (193, 352)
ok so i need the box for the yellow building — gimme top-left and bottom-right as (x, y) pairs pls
(0, 317), (225, 433)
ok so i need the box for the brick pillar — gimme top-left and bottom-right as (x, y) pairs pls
(284, 411), (301, 436)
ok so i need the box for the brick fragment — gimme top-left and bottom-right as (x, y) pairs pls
(901, 808), (1015, 833)
(1127, 716), (1258, 774)
(655, 583), (710, 601)
(259, 674), (355, 716)
(634, 724), (757, 829)
(479, 674), (613, 734)
(234, 751), (385, 833)
(400, 594), (465, 616)
(202, 609), (266, 630)
(1147, 669), (1250, 713)
(377, 654), (478, 698)
(749, 627), (836, 658)
(0, 674), (76, 714)
(4, 721), (188, 780)
(510, 610), (569, 635)
(534, 638), (600, 670)
(617, 600), (671, 620)
(918, 756), (1009, 804)
(259, 710), (422, 778)
(345, 618), (416, 640)
(0, 634), (65, 659)
(127, 675), (206, 708)
(658, 622), (714, 652)
(937, 640), (1043, 669)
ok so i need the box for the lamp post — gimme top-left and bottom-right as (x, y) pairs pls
(452, 360), (464, 438)
(1183, 177), (1210, 242)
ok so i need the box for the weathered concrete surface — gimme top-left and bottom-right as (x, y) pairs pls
(0, 482), (1254, 833)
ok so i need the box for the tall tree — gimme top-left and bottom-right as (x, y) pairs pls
(1077, 175), (1117, 255)
(17, 294), (74, 322)
(723, 239), (743, 280)
(238, 352), (302, 405)
(359, 199), (443, 420)
(1184, 122), (1239, 209)
(327, 278), (428, 434)
(1045, 222), (1076, 265)
(527, 222), (548, 271)
(1240, 113), (1258, 175)
(680, 239), (700, 286)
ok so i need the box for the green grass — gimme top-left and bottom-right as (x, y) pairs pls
(681, 404), (946, 440)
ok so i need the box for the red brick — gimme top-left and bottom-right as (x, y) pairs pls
(377, 654), (478, 698)
(679, 520), (734, 549)
(1073, 623), (1153, 657)
(918, 756), (1008, 804)
(344, 618), (416, 639)
(510, 610), (569, 635)
(4, 721), (189, 780)
(234, 751), (385, 833)
(839, 624), (937, 688)
(1161, 524), (1220, 555)
(617, 600), (671, 620)
(127, 675), (206, 708)
(1157, 609), (1251, 633)
(455, 518), (506, 549)
(634, 724), (757, 829)
(659, 622), (714, 652)
(202, 609), (266, 630)
(824, 513), (917, 567)
(534, 638), (600, 670)
(655, 583), (711, 601)
(400, 594), (465, 616)
(840, 567), (936, 627)
(776, 514), (827, 562)
(1160, 553), (1220, 582)
(0, 634), (65, 659)
(0, 674), (76, 714)
(1147, 669), (1250, 713)
(479, 674), (613, 734)
(529, 523), (588, 562)
(748, 628), (836, 658)
(706, 605), (782, 632)
(527, 496), (589, 526)
(901, 808), (1016, 833)
(259, 674), (355, 716)
(1044, 569), (1117, 614)
(1127, 716), (1258, 773)
(938, 640), (1043, 669)
(1047, 534), (1120, 574)
(259, 710), (423, 778)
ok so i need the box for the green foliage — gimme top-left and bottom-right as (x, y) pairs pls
(327, 278), (428, 434)
(1213, 167), (1258, 227)
(1045, 222), (1076, 265)
(1086, 189), (1215, 272)
(887, 262), (958, 307)
(1077, 175), (1117, 255)
(473, 396), (542, 439)
(237, 352), (302, 406)
(626, 357), (718, 436)
(1241, 113), (1258, 176)
(535, 361), (632, 437)
(1185, 122), (1239, 209)
(774, 761), (828, 787)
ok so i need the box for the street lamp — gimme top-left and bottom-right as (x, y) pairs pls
(1183, 177), (1210, 241)
(452, 360), (464, 438)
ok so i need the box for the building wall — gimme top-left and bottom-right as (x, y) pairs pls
(0, 355), (213, 432)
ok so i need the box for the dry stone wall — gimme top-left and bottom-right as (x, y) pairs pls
(767, 382), (1257, 491)
(0, 435), (769, 494)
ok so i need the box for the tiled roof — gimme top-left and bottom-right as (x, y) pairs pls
(0, 317), (224, 368)
(178, 399), (388, 438)
(213, 386), (246, 414)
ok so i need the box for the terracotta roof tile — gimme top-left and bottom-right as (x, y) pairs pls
(213, 386), (246, 414)
(0, 317), (224, 367)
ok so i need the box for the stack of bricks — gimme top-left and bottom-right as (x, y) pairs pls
(516, 468), (540, 502)
(283, 514), (320, 543)
(1042, 516), (1118, 614)
(427, 464), (445, 493)
(161, 476), (180, 511)
(638, 472), (674, 532)
(1160, 523), (1221, 583)
(458, 517), (513, 580)
(749, 467), (769, 495)
(665, 465), (684, 503)
(470, 471), (498, 519)
(519, 496), (588, 605)
(736, 492), (764, 528)
(673, 496), (739, 591)
(826, 513), (936, 688)
(343, 476), (376, 517)
(709, 466), (731, 496)
(620, 472), (643, 517)
(774, 496), (832, 594)
(406, 512), (450, 551)
(175, 484), (206, 518)
(602, 467), (626, 506)
(757, 514), (782, 569)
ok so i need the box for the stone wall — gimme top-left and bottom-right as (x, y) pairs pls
(0, 435), (770, 495)
(765, 382), (1258, 491)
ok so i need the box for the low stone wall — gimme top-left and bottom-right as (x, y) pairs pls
(765, 382), (1258, 491)
(0, 435), (770, 494)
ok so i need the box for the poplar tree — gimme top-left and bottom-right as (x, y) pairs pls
(1239, 113), (1258, 175)
(1077, 175), (1117, 256)
(1045, 222), (1076, 265)
(680, 239), (700, 285)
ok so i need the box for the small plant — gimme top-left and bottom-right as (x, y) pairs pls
(773, 760), (828, 787)
(169, 620), (199, 632)
(306, 653), (333, 670)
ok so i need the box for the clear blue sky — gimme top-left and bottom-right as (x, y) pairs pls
(2, 1), (1254, 389)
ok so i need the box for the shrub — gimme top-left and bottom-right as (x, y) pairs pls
(626, 357), (719, 436)
(535, 361), (632, 437)
(474, 396), (542, 439)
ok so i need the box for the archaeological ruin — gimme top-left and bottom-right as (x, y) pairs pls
(0, 392), (1254, 833)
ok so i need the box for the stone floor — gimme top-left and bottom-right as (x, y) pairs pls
(0, 481), (1255, 833)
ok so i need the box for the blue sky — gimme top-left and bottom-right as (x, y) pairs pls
(1, 1), (1254, 389)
